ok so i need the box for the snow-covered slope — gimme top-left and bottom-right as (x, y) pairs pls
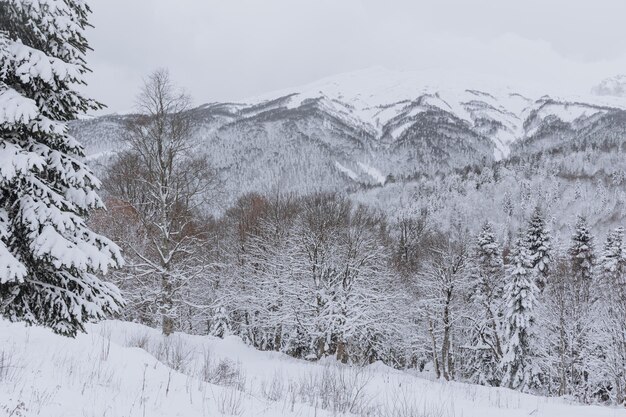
(70, 68), (626, 207)
(244, 67), (625, 159)
(1, 319), (623, 417)
(593, 75), (626, 98)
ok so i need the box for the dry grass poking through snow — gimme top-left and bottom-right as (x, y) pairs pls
(1, 319), (624, 417)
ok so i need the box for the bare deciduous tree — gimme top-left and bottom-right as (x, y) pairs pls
(418, 235), (469, 380)
(105, 69), (216, 335)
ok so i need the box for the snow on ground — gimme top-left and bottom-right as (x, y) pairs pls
(388, 121), (412, 140)
(239, 67), (626, 162)
(0, 319), (624, 417)
(357, 162), (386, 185)
(334, 161), (359, 181)
(246, 67), (536, 110)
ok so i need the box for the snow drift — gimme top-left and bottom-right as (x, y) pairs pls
(0, 319), (622, 417)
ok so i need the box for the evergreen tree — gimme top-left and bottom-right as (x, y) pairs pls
(466, 221), (505, 386)
(589, 227), (626, 403)
(574, 180), (583, 200)
(502, 192), (514, 217)
(0, 1), (123, 335)
(211, 306), (231, 338)
(567, 215), (596, 401)
(599, 227), (626, 290)
(569, 216), (595, 301)
(525, 206), (551, 291)
(501, 235), (540, 391)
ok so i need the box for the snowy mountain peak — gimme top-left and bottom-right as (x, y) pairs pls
(242, 67), (625, 160)
(592, 75), (626, 97)
(247, 67), (535, 109)
(71, 68), (626, 206)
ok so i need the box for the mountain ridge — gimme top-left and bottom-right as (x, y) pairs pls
(71, 68), (626, 209)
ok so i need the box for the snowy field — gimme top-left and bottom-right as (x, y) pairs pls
(0, 319), (623, 417)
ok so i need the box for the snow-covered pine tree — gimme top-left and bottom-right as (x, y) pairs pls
(599, 227), (626, 291)
(569, 215), (595, 301)
(567, 215), (596, 401)
(574, 180), (583, 201)
(501, 235), (540, 391)
(525, 206), (551, 291)
(502, 192), (514, 218)
(465, 221), (505, 386)
(211, 306), (231, 338)
(589, 227), (626, 403)
(0, 1), (123, 335)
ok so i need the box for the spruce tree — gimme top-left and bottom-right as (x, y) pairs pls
(591, 227), (626, 404)
(466, 221), (505, 386)
(0, 1), (123, 335)
(212, 306), (230, 338)
(599, 227), (625, 291)
(591, 227), (626, 403)
(501, 235), (540, 391)
(567, 215), (596, 400)
(569, 215), (595, 301)
(525, 206), (551, 291)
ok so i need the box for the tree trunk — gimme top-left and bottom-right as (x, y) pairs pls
(161, 273), (174, 336)
(428, 317), (441, 379)
(336, 339), (348, 364)
(486, 305), (503, 359)
(441, 290), (452, 381)
(559, 311), (567, 396)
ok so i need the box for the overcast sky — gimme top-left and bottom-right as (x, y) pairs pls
(85, 0), (626, 113)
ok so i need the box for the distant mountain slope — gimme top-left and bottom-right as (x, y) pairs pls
(592, 74), (626, 97)
(70, 68), (626, 206)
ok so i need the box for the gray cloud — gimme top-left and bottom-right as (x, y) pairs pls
(83, 0), (626, 113)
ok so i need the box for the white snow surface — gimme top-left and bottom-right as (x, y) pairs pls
(357, 161), (386, 185)
(592, 74), (626, 97)
(1, 318), (623, 417)
(334, 160), (359, 181)
(0, 88), (38, 125)
(243, 67), (626, 160)
(249, 67), (534, 109)
(248, 67), (625, 112)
